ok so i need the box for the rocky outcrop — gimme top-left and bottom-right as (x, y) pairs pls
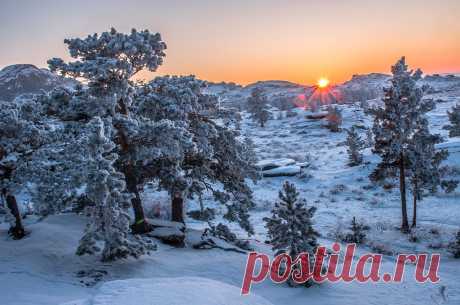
(255, 158), (296, 171)
(0, 64), (76, 101)
(256, 158), (306, 177)
(148, 218), (186, 247)
(262, 165), (301, 177)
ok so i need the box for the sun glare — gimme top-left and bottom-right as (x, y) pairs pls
(317, 77), (330, 88)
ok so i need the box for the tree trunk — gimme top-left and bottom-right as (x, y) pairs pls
(412, 180), (417, 228)
(412, 194), (417, 228)
(171, 194), (184, 223)
(124, 164), (151, 234)
(114, 116), (151, 234)
(198, 193), (205, 219)
(399, 153), (409, 233)
(5, 194), (26, 239)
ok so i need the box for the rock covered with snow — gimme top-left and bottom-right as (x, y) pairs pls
(256, 158), (304, 177)
(88, 277), (274, 305)
(0, 64), (76, 101)
(255, 158), (296, 170)
(148, 218), (186, 247)
(149, 218), (186, 231)
(305, 112), (328, 120)
(262, 165), (301, 177)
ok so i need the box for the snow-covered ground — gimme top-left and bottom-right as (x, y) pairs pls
(1, 75), (460, 305)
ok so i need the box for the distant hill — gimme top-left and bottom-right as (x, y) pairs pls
(0, 64), (76, 101)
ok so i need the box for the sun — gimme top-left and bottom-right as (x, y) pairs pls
(317, 77), (330, 88)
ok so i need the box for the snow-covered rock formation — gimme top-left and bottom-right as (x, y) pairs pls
(256, 158), (303, 177)
(0, 64), (76, 101)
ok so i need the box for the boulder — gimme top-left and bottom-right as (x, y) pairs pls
(149, 218), (185, 231)
(147, 218), (185, 247)
(296, 161), (310, 168)
(150, 227), (185, 247)
(262, 165), (301, 177)
(255, 158), (296, 171)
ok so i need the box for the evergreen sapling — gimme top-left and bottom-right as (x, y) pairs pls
(346, 126), (365, 166)
(264, 181), (319, 287)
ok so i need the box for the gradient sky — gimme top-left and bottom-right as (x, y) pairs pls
(1, 0), (459, 85)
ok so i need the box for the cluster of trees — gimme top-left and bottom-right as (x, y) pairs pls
(2, 29), (458, 271)
(345, 57), (458, 232)
(247, 88), (271, 127)
(0, 28), (258, 261)
(445, 104), (460, 137)
(339, 86), (381, 105)
(326, 106), (343, 132)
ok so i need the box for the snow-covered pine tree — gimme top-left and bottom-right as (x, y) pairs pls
(367, 57), (427, 233)
(445, 104), (460, 137)
(135, 76), (258, 233)
(0, 90), (109, 240)
(344, 217), (367, 244)
(48, 28), (168, 234)
(264, 181), (319, 286)
(20, 78), (160, 260)
(448, 231), (460, 258)
(326, 105), (342, 132)
(76, 118), (155, 261)
(346, 126), (365, 166)
(365, 128), (374, 148)
(407, 117), (458, 228)
(0, 95), (86, 228)
(209, 125), (259, 234)
(0, 99), (47, 239)
(247, 88), (271, 127)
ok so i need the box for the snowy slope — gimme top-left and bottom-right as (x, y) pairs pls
(1, 72), (460, 305)
(87, 277), (273, 305)
(1, 214), (459, 305)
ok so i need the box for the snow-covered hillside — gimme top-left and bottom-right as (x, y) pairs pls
(207, 73), (460, 110)
(0, 64), (76, 101)
(206, 80), (313, 110)
(1, 66), (460, 305)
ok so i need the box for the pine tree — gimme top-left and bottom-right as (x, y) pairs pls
(48, 28), (168, 234)
(135, 75), (259, 233)
(346, 126), (365, 166)
(76, 118), (155, 261)
(445, 104), (460, 137)
(448, 231), (460, 259)
(0, 99), (47, 239)
(247, 88), (271, 127)
(367, 57), (428, 233)
(407, 117), (458, 228)
(13, 90), (158, 260)
(326, 106), (342, 132)
(344, 217), (367, 244)
(365, 128), (374, 148)
(264, 181), (319, 286)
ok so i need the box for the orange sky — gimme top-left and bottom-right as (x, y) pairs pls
(1, 0), (459, 85)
